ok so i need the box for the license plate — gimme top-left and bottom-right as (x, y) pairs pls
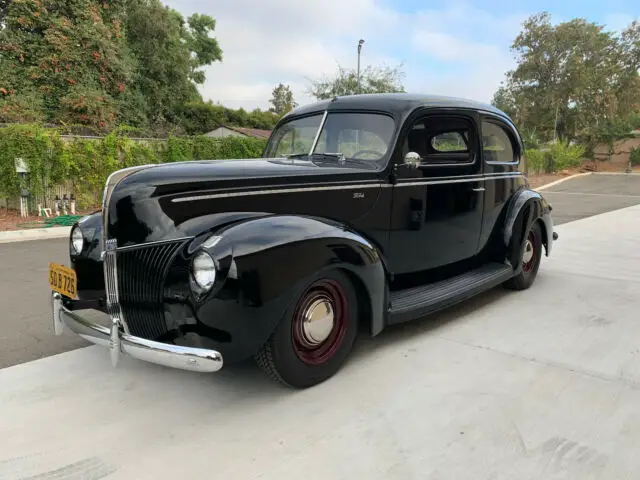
(49, 262), (77, 299)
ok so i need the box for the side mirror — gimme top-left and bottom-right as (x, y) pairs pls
(403, 151), (421, 169)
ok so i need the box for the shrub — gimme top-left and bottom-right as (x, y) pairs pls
(0, 124), (68, 201)
(630, 146), (640, 166)
(547, 141), (585, 172)
(524, 148), (545, 174)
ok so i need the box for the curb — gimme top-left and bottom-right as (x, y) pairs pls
(0, 226), (71, 244)
(589, 171), (640, 176)
(535, 172), (593, 191)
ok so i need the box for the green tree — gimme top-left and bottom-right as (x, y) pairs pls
(308, 64), (405, 100)
(618, 20), (640, 114)
(269, 83), (297, 115)
(0, 0), (131, 130)
(247, 108), (281, 129)
(494, 12), (640, 145)
(177, 101), (227, 135)
(0, 0), (9, 20)
(177, 101), (280, 135)
(122, 0), (223, 130)
(491, 84), (519, 120)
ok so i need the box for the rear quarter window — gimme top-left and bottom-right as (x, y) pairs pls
(481, 120), (517, 163)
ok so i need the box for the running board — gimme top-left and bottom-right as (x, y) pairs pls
(388, 262), (515, 325)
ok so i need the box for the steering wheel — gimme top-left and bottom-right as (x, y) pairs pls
(351, 150), (382, 159)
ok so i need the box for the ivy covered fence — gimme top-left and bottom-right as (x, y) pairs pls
(0, 124), (268, 211)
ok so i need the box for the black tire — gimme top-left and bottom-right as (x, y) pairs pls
(254, 269), (359, 389)
(503, 221), (543, 291)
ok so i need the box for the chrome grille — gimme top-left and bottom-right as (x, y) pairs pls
(103, 238), (127, 333)
(116, 240), (186, 340)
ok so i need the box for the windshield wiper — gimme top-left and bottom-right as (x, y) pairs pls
(282, 152), (373, 168)
(283, 152), (345, 160)
(282, 152), (347, 165)
(309, 152), (377, 168)
(310, 152), (346, 163)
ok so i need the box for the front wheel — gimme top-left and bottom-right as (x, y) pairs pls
(254, 270), (358, 388)
(503, 221), (543, 290)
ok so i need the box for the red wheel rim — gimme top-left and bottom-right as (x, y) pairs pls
(522, 230), (537, 273)
(291, 279), (349, 365)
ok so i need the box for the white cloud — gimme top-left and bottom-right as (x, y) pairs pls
(165, 0), (524, 110)
(411, 31), (503, 62)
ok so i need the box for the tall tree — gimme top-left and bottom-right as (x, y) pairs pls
(618, 20), (640, 114)
(269, 83), (297, 116)
(0, 0), (130, 129)
(122, 0), (222, 130)
(493, 12), (640, 144)
(308, 64), (405, 100)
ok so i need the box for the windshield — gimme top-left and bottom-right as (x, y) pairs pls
(265, 112), (396, 167)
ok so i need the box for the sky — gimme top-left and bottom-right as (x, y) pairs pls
(164, 0), (639, 111)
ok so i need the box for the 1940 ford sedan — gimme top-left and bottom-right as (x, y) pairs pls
(49, 93), (558, 388)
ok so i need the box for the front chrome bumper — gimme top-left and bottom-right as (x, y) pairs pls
(52, 292), (223, 373)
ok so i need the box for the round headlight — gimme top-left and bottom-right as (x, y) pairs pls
(71, 225), (84, 254)
(192, 251), (216, 290)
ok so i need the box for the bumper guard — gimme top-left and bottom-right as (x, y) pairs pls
(52, 292), (223, 372)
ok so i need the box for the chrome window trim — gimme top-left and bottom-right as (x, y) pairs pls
(308, 110), (328, 155)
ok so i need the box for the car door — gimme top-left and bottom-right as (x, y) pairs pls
(477, 113), (526, 252)
(387, 110), (485, 275)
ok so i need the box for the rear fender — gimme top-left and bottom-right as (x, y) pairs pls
(198, 214), (388, 342)
(502, 188), (546, 272)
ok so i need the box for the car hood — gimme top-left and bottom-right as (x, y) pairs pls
(104, 157), (383, 247)
(116, 157), (378, 196)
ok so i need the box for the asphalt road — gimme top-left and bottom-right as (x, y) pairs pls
(540, 173), (640, 225)
(1, 172), (639, 369)
(2, 200), (639, 479)
(0, 238), (89, 369)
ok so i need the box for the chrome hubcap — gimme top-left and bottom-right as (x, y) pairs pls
(301, 297), (335, 346)
(522, 239), (534, 264)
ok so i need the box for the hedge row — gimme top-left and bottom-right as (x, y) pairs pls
(524, 141), (586, 175)
(0, 124), (268, 209)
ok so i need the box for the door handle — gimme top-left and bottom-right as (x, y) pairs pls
(471, 187), (485, 192)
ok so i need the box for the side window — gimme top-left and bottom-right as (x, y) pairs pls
(481, 120), (516, 163)
(405, 116), (474, 165)
(431, 131), (468, 153)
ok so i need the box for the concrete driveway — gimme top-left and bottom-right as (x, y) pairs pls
(1, 199), (639, 478)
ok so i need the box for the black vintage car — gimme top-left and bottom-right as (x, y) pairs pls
(49, 93), (558, 388)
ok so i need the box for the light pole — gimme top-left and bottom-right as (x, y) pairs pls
(357, 39), (365, 94)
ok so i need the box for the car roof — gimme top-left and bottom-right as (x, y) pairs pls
(284, 93), (509, 120)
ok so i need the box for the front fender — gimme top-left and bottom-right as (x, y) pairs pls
(192, 215), (388, 360)
(502, 188), (549, 271)
(70, 211), (105, 300)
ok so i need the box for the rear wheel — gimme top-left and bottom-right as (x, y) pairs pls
(254, 270), (358, 388)
(503, 221), (543, 290)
